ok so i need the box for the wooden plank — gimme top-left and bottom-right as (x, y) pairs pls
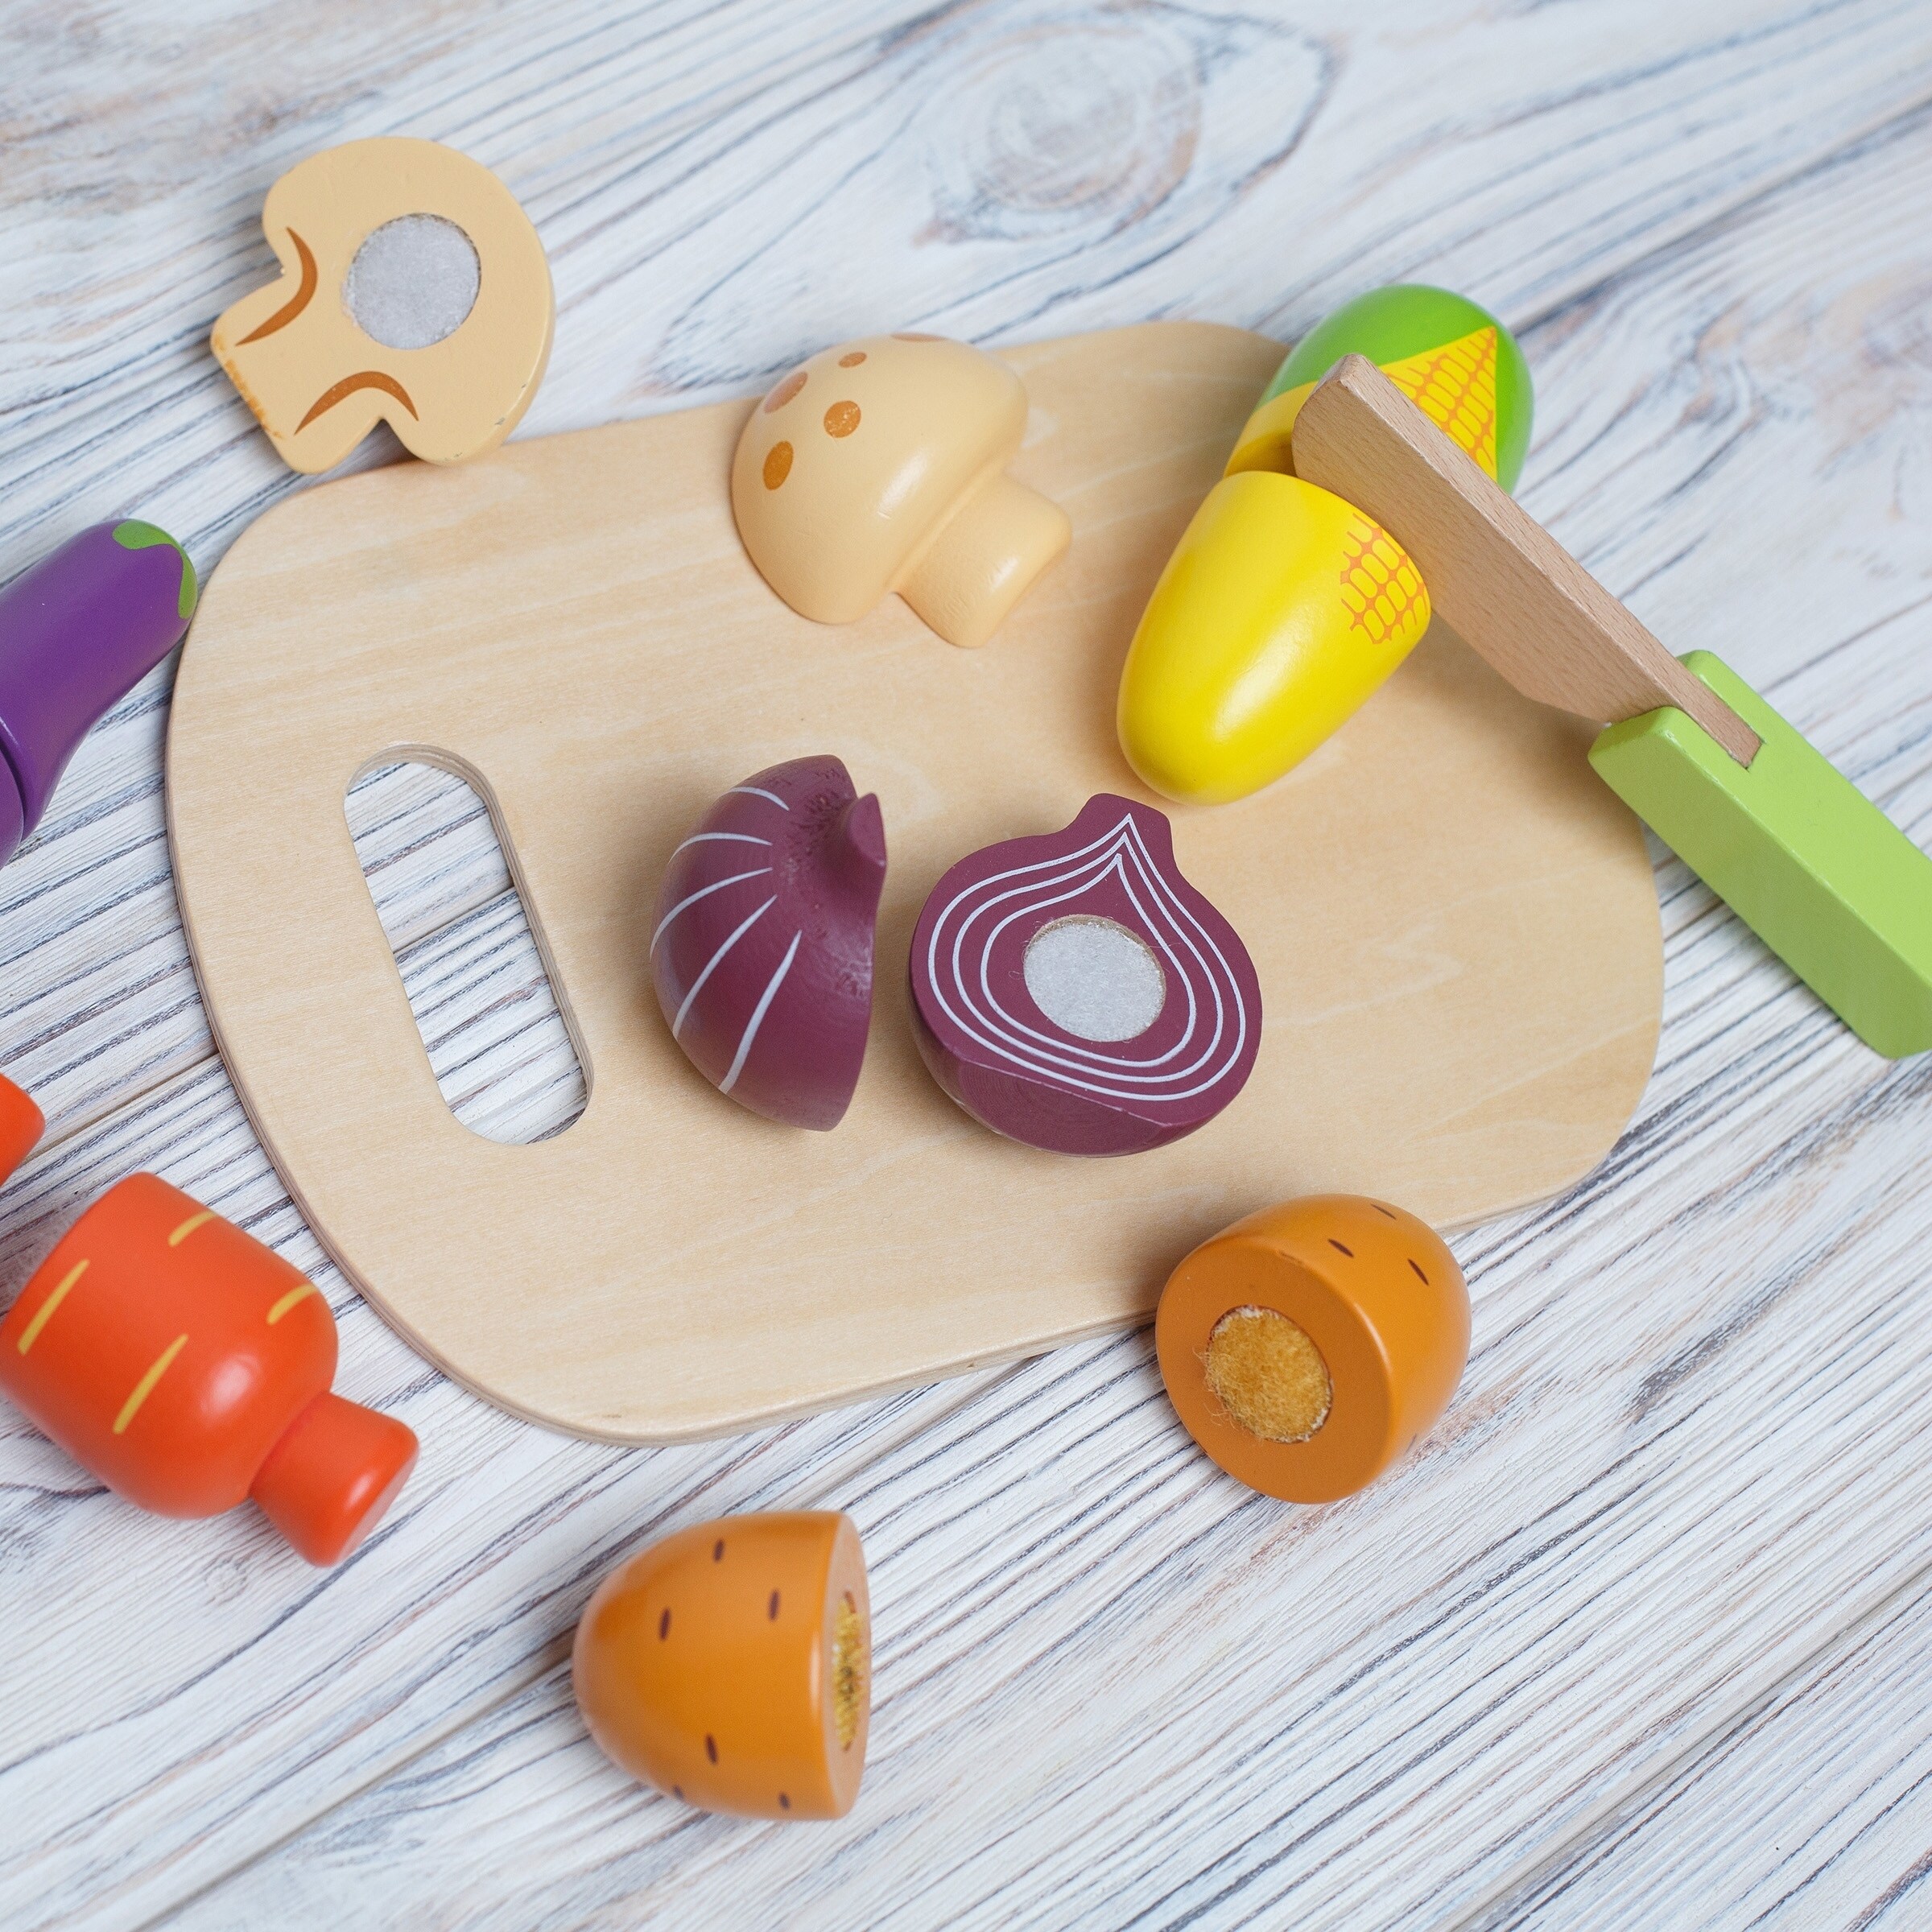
(374, 887), (586, 1146)
(5, 0), (1926, 572)
(0, 2), (1929, 1927)
(165, 877), (1932, 1928)
(349, 761), (584, 1143)
(0, 708), (514, 1155)
(5, 596), (1917, 1931)
(1294, 357), (1763, 762)
(346, 762), (514, 956)
(0, 1051), (1020, 1931)
(1470, 1573), (1932, 1930)
(0, 0), (1922, 1173)
(150, 60), (1932, 1932)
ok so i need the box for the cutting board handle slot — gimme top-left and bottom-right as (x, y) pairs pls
(343, 749), (591, 1143)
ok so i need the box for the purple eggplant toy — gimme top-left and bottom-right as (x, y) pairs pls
(0, 522), (197, 867)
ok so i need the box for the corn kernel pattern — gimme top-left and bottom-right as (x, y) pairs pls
(1338, 516), (1427, 647)
(1382, 326), (1498, 477)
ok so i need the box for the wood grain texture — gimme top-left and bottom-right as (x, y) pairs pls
(167, 320), (1659, 1441)
(347, 762), (588, 1144)
(1295, 357), (1763, 762)
(1, 2), (1930, 1926)
(1472, 1571), (1932, 1928)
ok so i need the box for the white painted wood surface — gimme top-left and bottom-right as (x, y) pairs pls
(2, 2), (1930, 1925)
(1475, 1571), (1932, 1928)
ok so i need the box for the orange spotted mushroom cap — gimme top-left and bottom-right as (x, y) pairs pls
(730, 333), (1071, 648)
(572, 1510), (870, 1820)
(1156, 1195), (1470, 1504)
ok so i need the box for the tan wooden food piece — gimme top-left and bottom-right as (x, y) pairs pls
(167, 322), (1662, 1443)
(211, 137), (554, 475)
(729, 333), (1071, 648)
(1293, 355), (1761, 766)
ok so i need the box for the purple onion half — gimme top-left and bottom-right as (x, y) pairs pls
(651, 757), (886, 1129)
(910, 795), (1262, 1156)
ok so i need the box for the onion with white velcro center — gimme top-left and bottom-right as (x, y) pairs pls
(909, 794), (1262, 1156)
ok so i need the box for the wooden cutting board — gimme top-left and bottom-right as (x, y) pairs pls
(167, 321), (1662, 1443)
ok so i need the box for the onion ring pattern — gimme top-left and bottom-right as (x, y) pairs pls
(910, 795), (1261, 1153)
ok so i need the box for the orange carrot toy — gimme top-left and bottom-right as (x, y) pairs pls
(574, 1511), (870, 1819)
(1157, 1195), (1469, 1503)
(0, 1173), (416, 1564)
(0, 1071), (42, 1187)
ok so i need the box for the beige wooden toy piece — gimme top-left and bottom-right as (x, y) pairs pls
(167, 322), (1662, 1444)
(1293, 355), (1761, 766)
(212, 137), (554, 475)
(730, 333), (1071, 648)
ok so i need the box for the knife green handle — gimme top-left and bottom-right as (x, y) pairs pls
(1294, 355), (1932, 1059)
(1591, 653), (1932, 1059)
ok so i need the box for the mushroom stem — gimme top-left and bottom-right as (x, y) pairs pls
(897, 473), (1071, 650)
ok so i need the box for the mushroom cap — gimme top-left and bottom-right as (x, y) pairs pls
(730, 334), (1030, 625)
(209, 137), (554, 473)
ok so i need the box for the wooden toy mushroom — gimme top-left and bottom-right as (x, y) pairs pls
(0, 1174), (419, 1564)
(1156, 1196), (1469, 1503)
(211, 137), (554, 474)
(573, 1511), (869, 1819)
(730, 333), (1071, 649)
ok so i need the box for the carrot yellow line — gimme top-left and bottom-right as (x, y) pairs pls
(114, 1334), (188, 1435)
(266, 1282), (318, 1326)
(15, 1260), (87, 1354)
(167, 1210), (216, 1248)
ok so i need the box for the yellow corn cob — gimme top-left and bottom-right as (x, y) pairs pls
(1230, 324), (1501, 481)
(1379, 326), (1497, 477)
(1338, 515), (1428, 647)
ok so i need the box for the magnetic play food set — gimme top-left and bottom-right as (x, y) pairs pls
(2, 134), (1926, 1824)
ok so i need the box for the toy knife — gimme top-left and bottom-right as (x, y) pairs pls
(1294, 354), (1932, 1059)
